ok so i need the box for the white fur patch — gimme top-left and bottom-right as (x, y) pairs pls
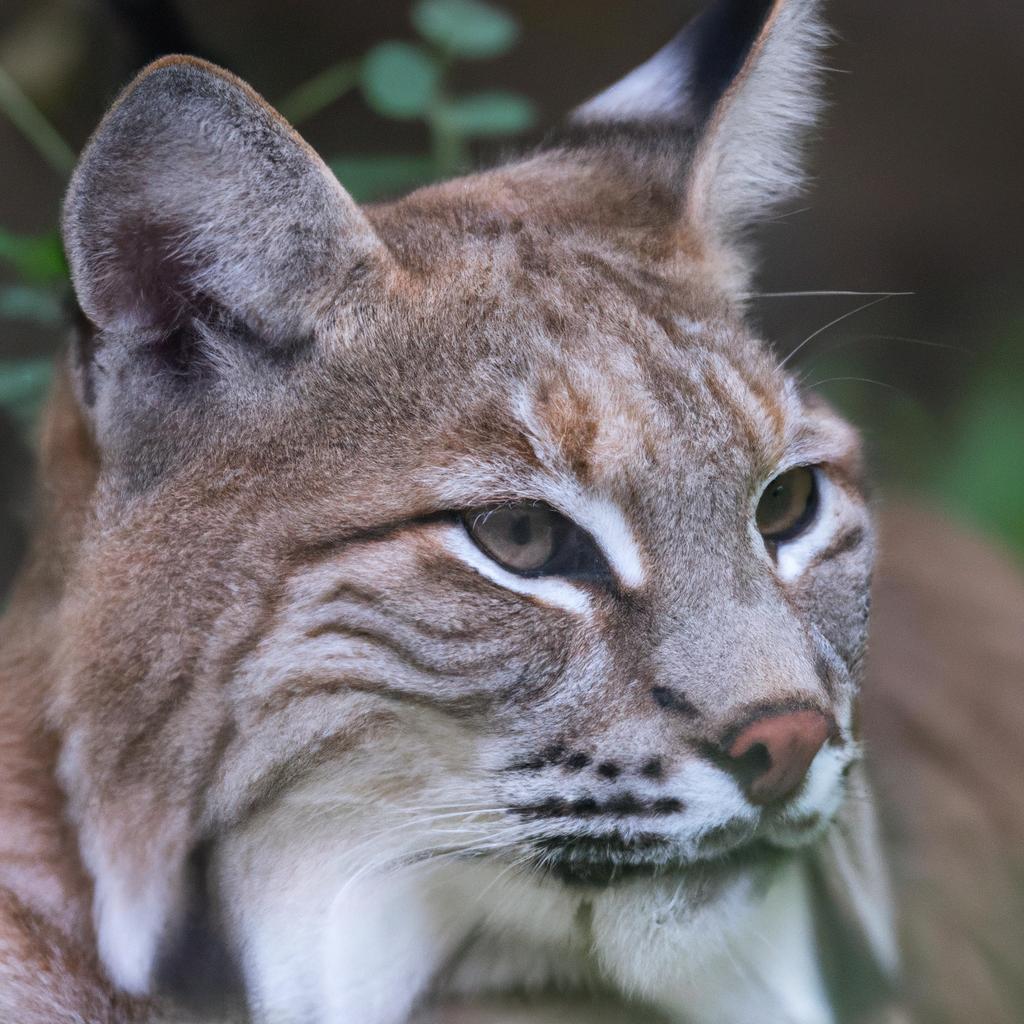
(573, 40), (689, 123)
(92, 870), (168, 995)
(570, 494), (645, 588)
(440, 524), (593, 616)
(775, 472), (842, 582)
(596, 860), (835, 1024)
(669, 759), (754, 853)
(675, 314), (710, 336)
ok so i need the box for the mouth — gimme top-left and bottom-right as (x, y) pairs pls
(530, 813), (830, 887)
(532, 832), (681, 885)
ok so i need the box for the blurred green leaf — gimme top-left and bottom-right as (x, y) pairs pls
(361, 42), (441, 120)
(412, 0), (519, 59)
(0, 228), (67, 284)
(0, 358), (53, 430)
(0, 64), (76, 177)
(330, 154), (437, 202)
(277, 59), (361, 125)
(0, 284), (63, 326)
(940, 373), (1024, 553)
(435, 91), (536, 136)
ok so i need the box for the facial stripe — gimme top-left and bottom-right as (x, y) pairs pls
(440, 524), (593, 616)
(304, 621), (500, 679)
(698, 350), (787, 458)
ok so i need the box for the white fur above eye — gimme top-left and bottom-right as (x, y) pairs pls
(568, 494), (646, 588)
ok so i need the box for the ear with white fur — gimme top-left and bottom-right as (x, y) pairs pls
(62, 56), (389, 448)
(570, 0), (828, 289)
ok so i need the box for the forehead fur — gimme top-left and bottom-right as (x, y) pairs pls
(307, 159), (796, 483)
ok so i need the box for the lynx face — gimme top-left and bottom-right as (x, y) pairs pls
(52, 0), (875, 1012)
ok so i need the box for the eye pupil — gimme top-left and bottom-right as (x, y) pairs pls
(509, 514), (533, 547)
(462, 502), (609, 580)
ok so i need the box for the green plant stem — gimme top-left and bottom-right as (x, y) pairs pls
(277, 59), (361, 125)
(429, 112), (467, 178)
(426, 60), (467, 178)
(0, 63), (76, 176)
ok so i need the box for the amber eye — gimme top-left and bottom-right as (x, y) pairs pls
(755, 467), (818, 543)
(462, 502), (609, 579)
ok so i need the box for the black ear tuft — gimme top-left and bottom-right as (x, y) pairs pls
(567, 0), (829, 291)
(686, 0), (776, 118)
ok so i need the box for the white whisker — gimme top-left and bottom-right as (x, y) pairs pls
(777, 294), (898, 370)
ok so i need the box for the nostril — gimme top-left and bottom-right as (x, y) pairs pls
(723, 708), (833, 806)
(729, 741), (772, 791)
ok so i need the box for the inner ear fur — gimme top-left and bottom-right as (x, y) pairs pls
(62, 55), (388, 347)
(564, 0), (828, 291)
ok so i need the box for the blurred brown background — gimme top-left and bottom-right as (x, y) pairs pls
(1, 0), (1022, 598)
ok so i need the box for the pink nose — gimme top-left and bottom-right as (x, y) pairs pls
(724, 709), (834, 805)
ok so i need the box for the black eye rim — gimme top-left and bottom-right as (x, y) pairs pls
(756, 465), (820, 545)
(460, 500), (613, 581)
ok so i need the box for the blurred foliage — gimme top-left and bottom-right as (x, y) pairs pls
(0, 357), (53, 431)
(811, 311), (1024, 559)
(936, 320), (1024, 553)
(0, 0), (535, 443)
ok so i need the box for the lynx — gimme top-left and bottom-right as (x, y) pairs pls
(2, 0), (1023, 1022)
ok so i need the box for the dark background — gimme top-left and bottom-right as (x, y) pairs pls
(1, 0), (1022, 598)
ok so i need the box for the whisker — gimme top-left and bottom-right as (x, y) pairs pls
(852, 333), (970, 353)
(746, 290), (914, 299)
(777, 294), (899, 370)
(807, 375), (904, 394)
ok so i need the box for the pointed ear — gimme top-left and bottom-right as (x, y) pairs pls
(62, 56), (389, 426)
(570, 0), (828, 289)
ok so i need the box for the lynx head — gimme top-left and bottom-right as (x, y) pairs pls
(51, 0), (872, 997)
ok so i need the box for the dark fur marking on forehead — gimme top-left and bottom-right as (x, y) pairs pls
(530, 379), (601, 487)
(574, 249), (679, 308)
(698, 360), (764, 458)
